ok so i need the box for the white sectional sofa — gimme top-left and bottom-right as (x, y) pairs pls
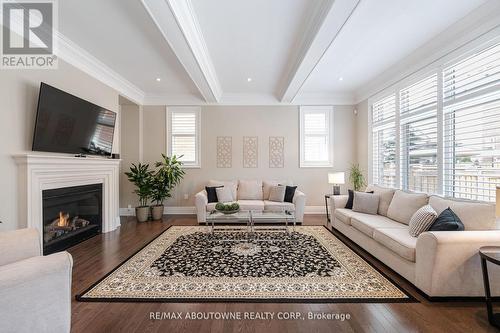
(0, 228), (73, 333)
(330, 185), (500, 298)
(195, 180), (306, 223)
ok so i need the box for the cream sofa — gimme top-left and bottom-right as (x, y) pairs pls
(195, 180), (306, 223)
(330, 185), (500, 298)
(0, 229), (73, 333)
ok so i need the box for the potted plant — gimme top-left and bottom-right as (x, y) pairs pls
(125, 163), (153, 222)
(349, 163), (366, 191)
(150, 154), (186, 220)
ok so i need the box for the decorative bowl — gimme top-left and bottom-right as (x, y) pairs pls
(216, 209), (240, 215)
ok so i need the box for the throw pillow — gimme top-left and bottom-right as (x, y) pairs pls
(269, 185), (286, 202)
(205, 186), (222, 203)
(216, 187), (234, 203)
(352, 192), (380, 215)
(366, 185), (396, 216)
(283, 186), (297, 203)
(429, 207), (465, 231)
(387, 190), (429, 225)
(345, 189), (354, 209)
(237, 180), (263, 200)
(409, 204), (438, 237)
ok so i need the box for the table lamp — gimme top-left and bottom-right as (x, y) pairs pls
(328, 172), (345, 195)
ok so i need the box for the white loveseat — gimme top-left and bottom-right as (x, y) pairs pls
(0, 228), (73, 333)
(195, 180), (306, 223)
(330, 185), (500, 298)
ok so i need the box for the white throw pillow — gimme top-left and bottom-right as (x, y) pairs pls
(268, 185), (286, 202)
(238, 180), (263, 200)
(216, 187), (234, 203)
(352, 192), (380, 215)
(387, 190), (429, 225)
(409, 204), (437, 237)
(366, 184), (395, 216)
(208, 180), (237, 200)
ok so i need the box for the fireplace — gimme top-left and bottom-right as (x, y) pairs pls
(42, 184), (102, 254)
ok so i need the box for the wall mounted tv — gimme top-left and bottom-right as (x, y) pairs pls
(32, 83), (117, 157)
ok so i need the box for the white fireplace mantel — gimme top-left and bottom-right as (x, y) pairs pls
(14, 153), (121, 247)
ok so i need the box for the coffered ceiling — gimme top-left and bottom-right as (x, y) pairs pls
(54, 0), (498, 105)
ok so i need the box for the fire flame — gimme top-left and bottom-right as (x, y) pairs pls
(58, 212), (70, 227)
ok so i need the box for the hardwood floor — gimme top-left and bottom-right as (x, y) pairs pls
(68, 215), (496, 333)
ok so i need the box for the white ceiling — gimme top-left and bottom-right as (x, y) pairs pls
(301, 0), (489, 94)
(54, 0), (497, 105)
(191, 0), (319, 95)
(58, 0), (201, 97)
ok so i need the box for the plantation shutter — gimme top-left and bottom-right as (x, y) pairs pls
(443, 43), (500, 201)
(372, 95), (396, 187)
(168, 107), (200, 166)
(300, 106), (333, 167)
(399, 74), (438, 193)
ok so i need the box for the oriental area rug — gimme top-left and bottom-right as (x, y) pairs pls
(77, 226), (412, 302)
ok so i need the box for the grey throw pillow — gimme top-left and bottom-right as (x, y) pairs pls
(352, 192), (380, 215)
(268, 185), (286, 202)
(409, 204), (438, 237)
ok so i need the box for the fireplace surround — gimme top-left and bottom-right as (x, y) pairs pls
(14, 154), (121, 249)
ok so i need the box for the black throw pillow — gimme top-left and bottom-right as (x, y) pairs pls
(345, 190), (354, 209)
(284, 186), (297, 203)
(345, 190), (374, 209)
(429, 207), (464, 231)
(205, 186), (223, 203)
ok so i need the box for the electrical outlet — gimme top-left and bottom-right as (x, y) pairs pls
(184, 194), (189, 200)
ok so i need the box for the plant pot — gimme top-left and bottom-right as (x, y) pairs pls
(135, 206), (150, 222)
(151, 204), (164, 221)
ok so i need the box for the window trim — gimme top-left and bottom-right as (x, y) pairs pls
(299, 105), (334, 168)
(166, 106), (201, 169)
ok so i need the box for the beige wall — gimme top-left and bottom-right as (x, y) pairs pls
(355, 99), (369, 182)
(0, 60), (120, 231)
(119, 104), (141, 208)
(121, 105), (357, 208)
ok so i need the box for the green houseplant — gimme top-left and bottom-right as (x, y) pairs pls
(125, 163), (153, 222)
(349, 163), (366, 191)
(150, 154), (186, 220)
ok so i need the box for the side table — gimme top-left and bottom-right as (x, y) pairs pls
(479, 246), (500, 329)
(324, 194), (334, 223)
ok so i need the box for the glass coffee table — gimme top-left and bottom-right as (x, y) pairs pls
(206, 210), (296, 235)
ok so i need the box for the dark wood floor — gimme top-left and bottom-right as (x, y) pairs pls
(68, 215), (497, 333)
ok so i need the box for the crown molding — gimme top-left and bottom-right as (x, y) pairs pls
(143, 92), (354, 106)
(278, 0), (360, 103)
(353, 1), (500, 104)
(141, 0), (222, 103)
(55, 32), (146, 105)
(293, 91), (355, 106)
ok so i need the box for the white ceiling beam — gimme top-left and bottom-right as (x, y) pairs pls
(141, 0), (222, 103)
(278, 0), (360, 103)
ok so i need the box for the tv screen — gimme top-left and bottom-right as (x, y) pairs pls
(32, 83), (117, 156)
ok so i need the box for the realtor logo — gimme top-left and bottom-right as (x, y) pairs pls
(1, 0), (58, 69)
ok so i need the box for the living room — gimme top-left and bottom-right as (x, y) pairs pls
(1, 0), (500, 332)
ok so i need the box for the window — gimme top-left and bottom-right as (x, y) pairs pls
(370, 41), (500, 202)
(400, 74), (438, 193)
(167, 107), (201, 168)
(443, 43), (500, 201)
(299, 106), (334, 167)
(372, 95), (396, 187)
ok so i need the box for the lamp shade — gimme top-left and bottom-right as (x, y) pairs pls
(496, 186), (500, 217)
(328, 172), (345, 184)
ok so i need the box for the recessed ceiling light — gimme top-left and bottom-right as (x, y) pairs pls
(156, 78), (161, 82)
(338, 77), (344, 81)
(247, 77), (252, 82)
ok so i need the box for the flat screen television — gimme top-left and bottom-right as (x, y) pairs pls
(32, 83), (117, 156)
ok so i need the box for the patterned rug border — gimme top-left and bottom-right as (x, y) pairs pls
(76, 225), (417, 304)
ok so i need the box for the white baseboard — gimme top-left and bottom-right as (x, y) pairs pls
(120, 206), (326, 216)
